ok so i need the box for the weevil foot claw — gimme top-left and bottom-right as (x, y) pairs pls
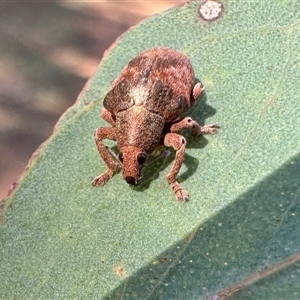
(92, 170), (113, 187)
(171, 182), (189, 201)
(200, 123), (220, 135)
(176, 189), (189, 201)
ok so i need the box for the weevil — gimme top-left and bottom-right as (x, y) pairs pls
(92, 47), (219, 201)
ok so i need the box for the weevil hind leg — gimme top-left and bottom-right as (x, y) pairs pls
(191, 82), (205, 106)
(170, 116), (219, 136)
(164, 133), (189, 201)
(92, 127), (119, 187)
(199, 123), (220, 135)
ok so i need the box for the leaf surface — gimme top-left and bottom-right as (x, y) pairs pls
(1, 1), (300, 299)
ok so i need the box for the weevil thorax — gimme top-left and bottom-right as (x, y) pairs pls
(116, 104), (165, 151)
(116, 104), (165, 186)
(119, 145), (146, 186)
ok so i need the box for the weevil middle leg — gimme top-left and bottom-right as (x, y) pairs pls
(101, 108), (116, 126)
(92, 127), (118, 187)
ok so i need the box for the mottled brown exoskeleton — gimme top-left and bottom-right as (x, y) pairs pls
(92, 47), (218, 201)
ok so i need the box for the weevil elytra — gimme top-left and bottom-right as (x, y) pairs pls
(92, 47), (219, 201)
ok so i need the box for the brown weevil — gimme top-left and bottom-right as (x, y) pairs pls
(92, 47), (219, 201)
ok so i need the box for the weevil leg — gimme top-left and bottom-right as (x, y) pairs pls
(92, 127), (118, 187)
(164, 133), (189, 201)
(191, 82), (205, 105)
(101, 108), (116, 126)
(170, 117), (219, 136)
(199, 123), (220, 135)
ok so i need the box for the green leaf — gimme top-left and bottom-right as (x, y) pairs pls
(1, 0), (300, 299)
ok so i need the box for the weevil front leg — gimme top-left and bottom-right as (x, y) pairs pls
(170, 117), (219, 136)
(164, 133), (189, 201)
(165, 117), (219, 201)
(101, 108), (116, 126)
(92, 127), (118, 187)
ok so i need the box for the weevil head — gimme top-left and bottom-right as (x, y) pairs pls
(119, 146), (147, 186)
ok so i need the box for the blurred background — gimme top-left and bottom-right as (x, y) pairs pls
(0, 1), (184, 199)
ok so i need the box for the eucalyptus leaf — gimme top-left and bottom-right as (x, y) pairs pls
(1, 0), (300, 299)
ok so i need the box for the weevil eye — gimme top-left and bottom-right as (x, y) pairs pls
(118, 152), (123, 163)
(137, 153), (147, 165)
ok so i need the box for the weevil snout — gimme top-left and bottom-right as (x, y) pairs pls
(125, 176), (138, 186)
(119, 146), (147, 186)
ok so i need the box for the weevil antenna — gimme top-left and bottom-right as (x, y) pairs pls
(105, 146), (123, 167)
(146, 150), (171, 165)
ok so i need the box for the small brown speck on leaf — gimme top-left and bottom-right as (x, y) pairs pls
(161, 256), (169, 263)
(7, 182), (18, 197)
(113, 266), (127, 277)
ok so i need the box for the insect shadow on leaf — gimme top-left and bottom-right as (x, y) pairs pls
(133, 87), (217, 191)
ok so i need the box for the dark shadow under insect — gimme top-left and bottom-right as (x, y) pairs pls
(133, 91), (217, 192)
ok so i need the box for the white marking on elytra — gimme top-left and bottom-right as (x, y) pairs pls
(130, 85), (149, 106)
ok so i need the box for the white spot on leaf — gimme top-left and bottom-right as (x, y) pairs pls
(199, 0), (223, 21)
